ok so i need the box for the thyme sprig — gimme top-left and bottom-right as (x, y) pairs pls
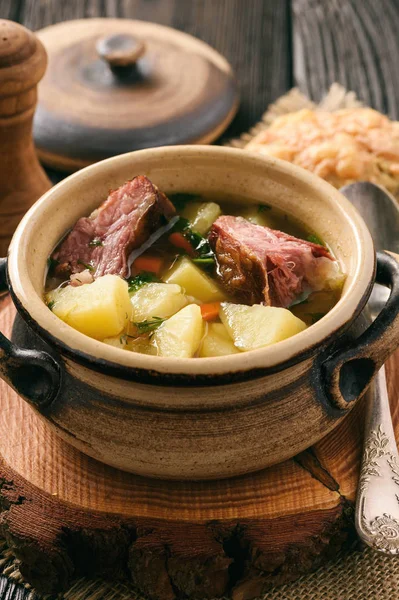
(132, 316), (166, 334)
(127, 272), (159, 293)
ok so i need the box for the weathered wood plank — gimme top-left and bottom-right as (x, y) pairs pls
(20, 0), (291, 136)
(0, 0), (24, 20)
(21, 0), (96, 29)
(293, 0), (399, 118)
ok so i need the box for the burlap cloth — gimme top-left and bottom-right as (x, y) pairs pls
(1, 84), (398, 599)
(1, 542), (397, 600)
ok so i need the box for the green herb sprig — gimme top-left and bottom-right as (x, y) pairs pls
(192, 257), (215, 266)
(170, 217), (215, 265)
(132, 316), (166, 334)
(307, 234), (325, 247)
(169, 216), (190, 234)
(77, 260), (94, 272)
(127, 272), (160, 293)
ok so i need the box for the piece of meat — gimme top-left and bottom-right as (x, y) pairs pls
(209, 216), (341, 308)
(52, 176), (176, 279)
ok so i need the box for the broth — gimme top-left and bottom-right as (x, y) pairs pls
(45, 184), (345, 358)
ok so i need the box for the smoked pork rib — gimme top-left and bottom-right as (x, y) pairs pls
(209, 216), (336, 308)
(52, 176), (176, 279)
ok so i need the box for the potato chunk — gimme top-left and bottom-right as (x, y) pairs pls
(199, 323), (240, 357)
(182, 201), (222, 234)
(220, 303), (307, 351)
(163, 257), (226, 303)
(130, 283), (187, 321)
(240, 205), (275, 227)
(291, 290), (340, 326)
(153, 304), (204, 358)
(46, 275), (132, 340)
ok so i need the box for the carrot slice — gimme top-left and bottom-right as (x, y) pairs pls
(200, 302), (221, 321)
(133, 255), (163, 275)
(168, 232), (195, 256)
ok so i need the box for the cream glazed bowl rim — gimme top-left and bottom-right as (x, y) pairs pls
(7, 145), (375, 379)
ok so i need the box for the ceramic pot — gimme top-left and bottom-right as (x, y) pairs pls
(1, 146), (399, 480)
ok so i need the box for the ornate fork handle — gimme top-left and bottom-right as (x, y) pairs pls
(356, 366), (399, 554)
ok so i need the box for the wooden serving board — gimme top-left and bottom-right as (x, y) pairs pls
(0, 296), (398, 600)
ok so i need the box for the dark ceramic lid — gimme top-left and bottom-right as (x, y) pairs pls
(33, 18), (239, 172)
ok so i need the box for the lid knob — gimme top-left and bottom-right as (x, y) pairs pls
(96, 34), (146, 69)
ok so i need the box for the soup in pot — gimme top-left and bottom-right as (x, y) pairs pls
(45, 176), (345, 358)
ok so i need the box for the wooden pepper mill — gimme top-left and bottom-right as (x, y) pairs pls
(0, 20), (51, 256)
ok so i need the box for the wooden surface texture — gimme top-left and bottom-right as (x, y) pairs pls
(0, 0), (398, 598)
(293, 0), (399, 119)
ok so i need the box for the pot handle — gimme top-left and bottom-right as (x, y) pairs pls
(0, 258), (62, 408)
(322, 251), (399, 410)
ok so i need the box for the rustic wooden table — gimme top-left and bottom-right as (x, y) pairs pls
(0, 0), (398, 598)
